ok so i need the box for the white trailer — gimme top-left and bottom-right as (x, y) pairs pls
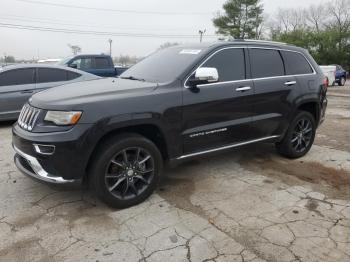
(319, 65), (336, 86)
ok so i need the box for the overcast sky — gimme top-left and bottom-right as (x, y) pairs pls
(0, 0), (328, 60)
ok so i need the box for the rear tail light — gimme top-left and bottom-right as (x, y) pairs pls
(323, 77), (329, 87)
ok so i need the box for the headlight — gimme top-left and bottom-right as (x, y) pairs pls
(44, 111), (82, 125)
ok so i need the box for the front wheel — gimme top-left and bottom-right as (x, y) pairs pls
(339, 77), (346, 86)
(276, 111), (316, 158)
(89, 133), (163, 209)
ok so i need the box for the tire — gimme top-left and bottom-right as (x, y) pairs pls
(89, 133), (163, 209)
(339, 77), (346, 86)
(276, 111), (316, 159)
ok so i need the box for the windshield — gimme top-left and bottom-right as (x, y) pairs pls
(120, 47), (203, 83)
(57, 57), (73, 65)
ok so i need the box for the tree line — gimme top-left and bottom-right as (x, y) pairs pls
(214, 0), (350, 71)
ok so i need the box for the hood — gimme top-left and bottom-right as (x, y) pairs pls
(30, 78), (157, 110)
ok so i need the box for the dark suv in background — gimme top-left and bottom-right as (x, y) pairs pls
(12, 40), (327, 208)
(59, 54), (128, 77)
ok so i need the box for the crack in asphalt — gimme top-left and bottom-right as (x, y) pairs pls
(1, 99), (350, 262)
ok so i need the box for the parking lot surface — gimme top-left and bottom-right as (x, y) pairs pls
(1, 85), (350, 262)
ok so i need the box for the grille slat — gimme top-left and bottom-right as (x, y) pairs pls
(18, 104), (26, 126)
(18, 104), (40, 131)
(24, 108), (32, 129)
(27, 111), (35, 130)
(20, 105), (29, 127)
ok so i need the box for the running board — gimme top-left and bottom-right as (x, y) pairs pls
(176, 135), (280, 160)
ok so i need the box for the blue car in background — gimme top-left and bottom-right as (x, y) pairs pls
(59, 54), (128, 77)
(332, 64), (347, 86)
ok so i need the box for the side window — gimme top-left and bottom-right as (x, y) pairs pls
(71, 58), (93, 70)
(37, 68), (68, 83)
(281, 51), (313, 75)
(67, 71), (81, 80)
(70, 58), (81, 69)
(250, 49), (284, 78)
(201, 48), (245, 82)
(94, 57), (110, 69)
(0, 68), (35, 86)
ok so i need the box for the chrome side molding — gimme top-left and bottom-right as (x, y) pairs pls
(176, 135), (280, 160)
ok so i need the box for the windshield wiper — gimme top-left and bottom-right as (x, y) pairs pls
(120, 76), (146, 82)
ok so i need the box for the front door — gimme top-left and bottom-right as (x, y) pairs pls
(182, 47), (255, 154)
(0, 68), (36, 120)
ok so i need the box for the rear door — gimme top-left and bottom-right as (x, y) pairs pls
(36, 67), (81, 92)
(182, 47), (255, 154)
(281, 50), (316, 93)
(0, 68), (36, 120)
(249, 48), (299, 138)
(281, 50), (322, 118)
(93, 57), (115, 77)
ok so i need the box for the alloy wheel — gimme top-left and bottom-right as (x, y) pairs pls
(104, 147), (155, 200)
(291, 118), (313, 153)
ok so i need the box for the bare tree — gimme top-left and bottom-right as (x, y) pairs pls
(275, 8), (307, 33)
(306, 4), (326, 32)
(255, 13), (268, 39)
(328, 0), (350, 51)
(291, 8), (307, 31)
(158, 42), (179, 50)
(114, 54), (140, 66)
(276, 8), (291, 33)
(68, 44), (82, 55)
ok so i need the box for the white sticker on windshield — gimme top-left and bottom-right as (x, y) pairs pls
(179, 49), (202, 55)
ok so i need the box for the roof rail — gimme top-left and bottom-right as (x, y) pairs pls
(232, 39), (288, 45)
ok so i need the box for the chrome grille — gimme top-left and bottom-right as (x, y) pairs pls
(18, 104), (40, 131)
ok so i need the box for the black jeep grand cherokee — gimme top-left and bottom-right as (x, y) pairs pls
(13, 40), (327, 208)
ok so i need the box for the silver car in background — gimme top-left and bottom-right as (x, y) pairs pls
(0, 64), (99, 121)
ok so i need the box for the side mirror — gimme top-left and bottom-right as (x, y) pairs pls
(188, 67), (219, 88)
(69, 64), (78, 69)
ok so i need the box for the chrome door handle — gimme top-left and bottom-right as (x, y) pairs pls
(21, 90), (34, 94)
(236, 86), (251, 92)
(284, 81), (296, 86)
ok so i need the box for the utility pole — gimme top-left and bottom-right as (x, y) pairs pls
(108, 39), (113, 56)
(199, 29), (206, 43)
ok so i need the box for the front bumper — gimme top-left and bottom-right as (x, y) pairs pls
(12, 123), (95, 183)
(13, 145), (74, 184)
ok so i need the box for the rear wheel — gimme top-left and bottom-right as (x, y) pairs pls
(89, 133), (163, 208)
(276, 111), (316, 158)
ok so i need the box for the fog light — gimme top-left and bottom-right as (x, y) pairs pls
(33, 144), (55, 155)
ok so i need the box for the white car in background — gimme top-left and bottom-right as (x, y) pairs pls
(319, 65), (336, 86)
(0, 64), (99, 121)
(37, 58), (62, 64)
